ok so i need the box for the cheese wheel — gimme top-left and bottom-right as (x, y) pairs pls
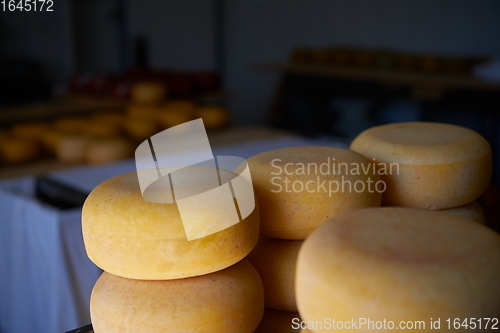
(90, 259), (264, 333)
(350, 122), (492, 210)
(11, 122), (50, 140)
(0, 137), (39, 164)
(126, 104), (161, 120)
(158, 100), (196, 129)
(130, 81), (166, 104)
(195, 105), (229, 129)
(247, 146), (382, 239)
(247, 237), (302, 311)
(53, 117), (89, 134)
(56, 135), (91, 163)
(90, 112), (125, 125)
(40, 131), (65, 155)
(122, 117), (158, 141)
(85, 138), (133, 165)
(84, 121), (121, 138)
(439, 201), (485, 224)
(82, 168), (260, 279)
(296, 207), (500, 332)
(254, 308), (301, 333)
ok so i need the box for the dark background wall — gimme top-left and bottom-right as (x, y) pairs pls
(0, 0), (499, 123)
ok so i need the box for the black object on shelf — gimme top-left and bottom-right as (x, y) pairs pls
(35, 177), (88, 210)
(65, 324), (94, 333)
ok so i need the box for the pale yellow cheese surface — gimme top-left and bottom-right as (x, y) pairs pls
(296, 207), (500, 333)
(248, 237), (302, 312)
(248, 146), (382, 239)
(82, 169), (260, 280)
(350, 122), (492, 209)
(90, 259), (264, 333)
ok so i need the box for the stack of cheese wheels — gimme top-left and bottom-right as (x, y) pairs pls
(350, 122), (491, 222)
(296, 207), (500, 333)
(246, 146), (382, 332)
(82, 167), (264, 333)
(123, 82), (166, 142)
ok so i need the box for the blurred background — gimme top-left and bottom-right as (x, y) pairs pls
(1, 1), (500, 331)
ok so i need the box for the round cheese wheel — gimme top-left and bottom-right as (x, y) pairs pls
(350, 122), (492, 210)
(126, 104), (161, 120)
(90, 112), (125, 124)
(195, 105), (229, 129)
(296, 207), (500, 332)
(247, 237), (302, 311)
(158, 100), (196, 129)
(0, 137), (39, 164)
(90, 259), (264, 333)
(82, 168), (260, 280)
(439, 201), (485, 224)
(130, 81), (166, 104)
(247, 146), (382, 239)
(85, 138), (133, 165)
(84, 121), (121, 138)
(254, 308), (301, 333)
(11, 122), (50, 140)
(40, 131), (65, 155)
(122, 117), (158, 141)
(56, 135), (91, 163)
(53, 117), (89, 134)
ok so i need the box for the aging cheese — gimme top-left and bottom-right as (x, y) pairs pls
(439, 201), (485, 224)
(296, 207), (500, 333)
(85, 138), (133, 165)
(90, 259), (264, 333)
(82, 169), (260, 280)
(130, 81), (166, 104)
(247, 237), (302, 311)
(247, 146), (382, 239)
(0, 137), (39, 164)
(350, 122), (492, 209)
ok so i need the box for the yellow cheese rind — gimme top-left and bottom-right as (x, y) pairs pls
(254, 308), (301, 333)
(350, 122), (492, 209)
(90, 259), (264, 333)
(351, 122), (491, 165)
(82, 169), (260, 280)
(248, 146), (382, 239)
(296, 207), (500, 333)
(439, 201), (485, 224)
(247, 237), (302, 311)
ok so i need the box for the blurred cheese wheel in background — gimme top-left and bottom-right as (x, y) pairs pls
(296, 207), (500, 333)
(82, 168), (260, 280)
(53, 117), (89, 135)
(40, 131), (65, 155)
(157, 100), (196, 129)
(11, 122), (51, 141)
(247, 146), (382, 239)
(90, 259), (264, 333)
(122, 117), (158, 141)
(247, 237), (302, 312)
(350, 122), (492, 210)
(0, 137), (39, 164)
(130, 81), (166, 104)
(195, 105), (229, 129)
(439, 201), (485, 224)
(56, 135), (91, 163)
(126, 104), (161, 120)
(85, 138), (133, 165)
(254, 308), (301, 333)
(84, 121), (121, 138)
(90, 112), (125, 126)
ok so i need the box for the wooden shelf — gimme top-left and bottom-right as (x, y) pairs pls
(255, 63), (500, 93)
